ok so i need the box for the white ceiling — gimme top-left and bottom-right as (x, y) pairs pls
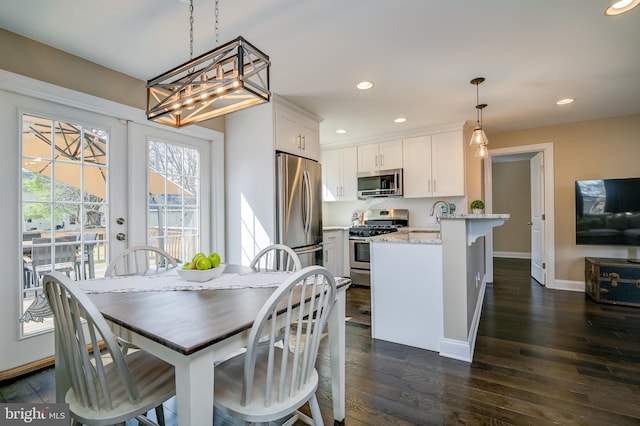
(1, 0), (639, 144)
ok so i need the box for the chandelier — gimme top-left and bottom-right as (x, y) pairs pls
(146, 0), (270, 128)
(469, 77), (489, 159)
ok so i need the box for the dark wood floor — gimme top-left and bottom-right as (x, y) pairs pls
(3, 258), (640, 425)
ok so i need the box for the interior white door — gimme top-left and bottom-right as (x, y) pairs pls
(530, 152), (545, 284)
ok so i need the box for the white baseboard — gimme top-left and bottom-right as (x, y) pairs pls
(493, 251), (531, 259)
(554, 279), (584, 292)
(439, 280), (487, 363)
(439, 338), (473, 362)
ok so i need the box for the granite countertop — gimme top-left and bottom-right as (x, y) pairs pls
(323, 226), (350, 231)
(439, 213), (510, 219)
(371, 227), (443, 244)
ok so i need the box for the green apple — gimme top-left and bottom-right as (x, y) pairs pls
(196, 257), (212, 270)
(208, 252), (221, 268)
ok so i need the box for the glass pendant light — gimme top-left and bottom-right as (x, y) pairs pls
(475, 144), (489, 159)
(469, 77), (489, 147)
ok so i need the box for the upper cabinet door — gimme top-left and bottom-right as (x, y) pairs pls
(275, 105), (320, 161)
(322, 146), (358, 201)
(357, 140), (402, 172)
(378, 140), (403, 170)
(402, 135), (432, 197)
(402, 131), (464, 198)
(431, 131), (464, 197)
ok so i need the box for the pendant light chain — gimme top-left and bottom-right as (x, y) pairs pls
(189, 0), (194, 60)
(215, 0), (220, 46)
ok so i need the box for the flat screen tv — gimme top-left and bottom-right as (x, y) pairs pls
(575, 178), (640, 246)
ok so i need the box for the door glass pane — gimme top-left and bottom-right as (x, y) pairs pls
(148, 140), (200, 263)
(20, 114), (110, 336)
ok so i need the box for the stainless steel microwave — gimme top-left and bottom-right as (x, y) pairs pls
(357, 168), (403, 198)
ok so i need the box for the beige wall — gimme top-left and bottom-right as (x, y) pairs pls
(486, 114), (640, 282)
(0, 28), (224, 133)
(493, 160), (531, 255)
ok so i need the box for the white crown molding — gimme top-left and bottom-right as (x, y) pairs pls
(321, 120), (469, 150)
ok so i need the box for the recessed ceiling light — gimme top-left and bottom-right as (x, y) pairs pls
(356, 81), (374, 90)
(336, 129), (347, 134)
(605, 0), (640, 15)
(394, 117), (407, 123)
(556, 98), (575, 105)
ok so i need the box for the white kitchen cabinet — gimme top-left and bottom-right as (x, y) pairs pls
(275, 105), (320, 161)
(323, 229), (345, 276)
(357, 139), (403, 172)
(321, 147), (358, 201)
(403, 131), (464, 198)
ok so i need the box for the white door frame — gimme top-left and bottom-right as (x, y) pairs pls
(484, 142), (556, 289)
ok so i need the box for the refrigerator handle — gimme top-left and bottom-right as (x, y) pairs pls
(305, 170), (313, 234)
(302, 170), (310, 234)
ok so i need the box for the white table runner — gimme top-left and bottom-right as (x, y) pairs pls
(76, 269), (298, 293)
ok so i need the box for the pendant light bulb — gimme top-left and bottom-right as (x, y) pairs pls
(475, 144), (489, 159)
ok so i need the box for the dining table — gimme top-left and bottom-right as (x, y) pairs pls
(52, 264), (351, 425)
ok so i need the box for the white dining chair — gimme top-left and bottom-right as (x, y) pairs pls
(250, 244), (302, 272)
(213, 265), (337, 425)
(43, 271), (175, 426)
(105, 245), (177, 277)
(104, 245), (178, 425)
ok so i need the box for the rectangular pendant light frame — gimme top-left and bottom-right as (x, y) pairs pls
(146, 36), (270, 128)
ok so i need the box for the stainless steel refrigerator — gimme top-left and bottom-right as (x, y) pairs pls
(276, 152), (323, 268)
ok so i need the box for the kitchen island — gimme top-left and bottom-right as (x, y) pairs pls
(370, 214), (509, 362)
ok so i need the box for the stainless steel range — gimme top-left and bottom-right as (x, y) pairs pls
(348, 209), (409, 287)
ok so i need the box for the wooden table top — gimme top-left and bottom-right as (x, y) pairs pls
(88, 265), (349, 355)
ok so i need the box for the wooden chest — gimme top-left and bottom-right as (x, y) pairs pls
(585, 257), (640, 307)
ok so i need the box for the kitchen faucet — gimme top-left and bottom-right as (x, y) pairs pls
(430, 200), (451, 223)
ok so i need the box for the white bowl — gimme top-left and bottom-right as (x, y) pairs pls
(177, 264), (226, 282)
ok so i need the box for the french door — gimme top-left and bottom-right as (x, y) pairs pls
(19, 106), (128, 337)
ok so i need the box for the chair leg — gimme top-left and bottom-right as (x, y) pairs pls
(155, 405), (165, 426)
(308, 394), (323, 426)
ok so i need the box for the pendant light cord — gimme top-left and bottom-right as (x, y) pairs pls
(475, 83), (480, 126)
